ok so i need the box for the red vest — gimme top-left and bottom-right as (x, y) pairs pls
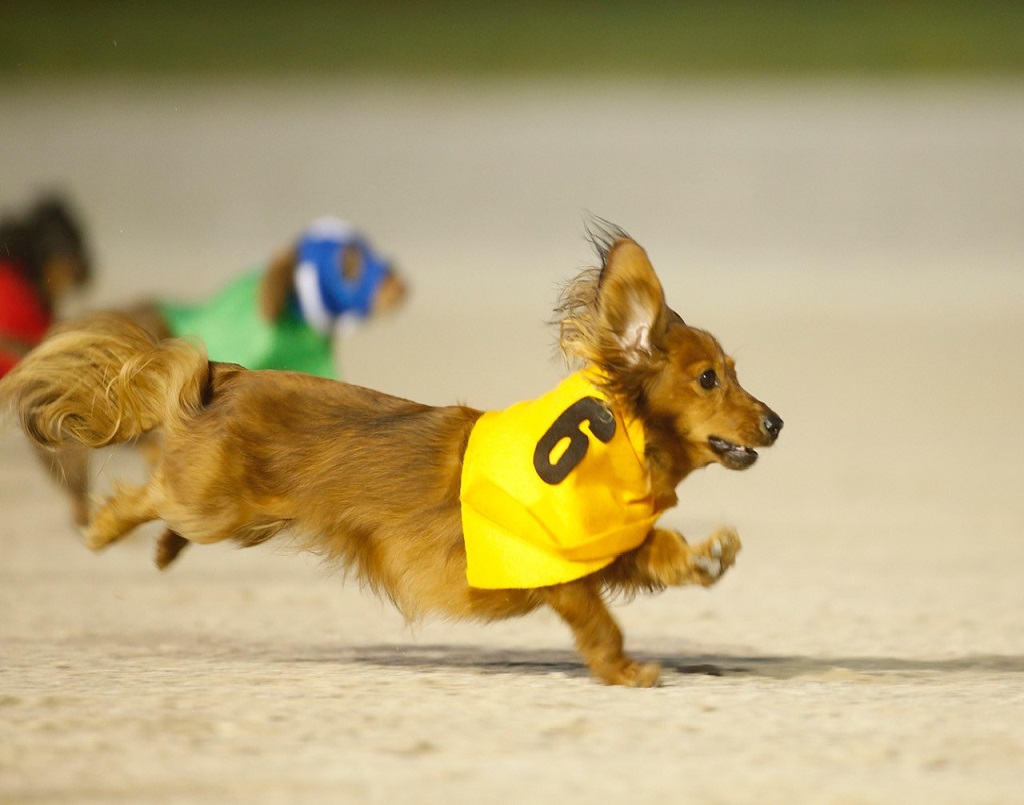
(0, 260), (51, 377)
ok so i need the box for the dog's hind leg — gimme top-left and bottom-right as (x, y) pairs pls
(85, 477), (164, 551)
(542, 579), (661, 687)
(33, 442), (91, 527)
(155, 529), (189, 570)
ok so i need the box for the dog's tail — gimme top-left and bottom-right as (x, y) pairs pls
(0, 313), (209, 449)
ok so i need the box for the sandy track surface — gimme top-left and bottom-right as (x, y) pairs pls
(2, 79), (1023, 803)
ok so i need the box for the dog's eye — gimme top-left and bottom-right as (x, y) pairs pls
(698, 369), (718, 390)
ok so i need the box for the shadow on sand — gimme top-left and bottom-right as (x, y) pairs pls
(276, 643), (1024, 682)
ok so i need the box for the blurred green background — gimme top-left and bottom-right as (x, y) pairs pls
(3, 0), (1024, 78)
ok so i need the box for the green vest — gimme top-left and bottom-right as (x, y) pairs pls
(160, 270), (337, 378)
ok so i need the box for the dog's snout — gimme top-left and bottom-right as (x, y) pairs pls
(762, 411), (783, 442)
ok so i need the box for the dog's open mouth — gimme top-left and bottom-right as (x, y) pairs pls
(708, 436), (759, 469)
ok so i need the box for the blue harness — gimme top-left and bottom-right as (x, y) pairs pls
(294, 218), (390, 330)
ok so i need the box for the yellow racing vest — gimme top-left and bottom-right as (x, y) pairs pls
(461, 370), (660, 589)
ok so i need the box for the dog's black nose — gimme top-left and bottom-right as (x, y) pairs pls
(762, 412), (784, 441)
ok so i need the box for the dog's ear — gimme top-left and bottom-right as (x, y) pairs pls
(598, 239), (668, 362)
(258, 245), (298, 322)
(557, 228), (669, 374)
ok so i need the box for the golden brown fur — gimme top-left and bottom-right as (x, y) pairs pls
(0, 224), (781, 686)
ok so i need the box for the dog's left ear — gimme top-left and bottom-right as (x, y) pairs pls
(259, 245), (298, 322)
(598, 239), (668, 361)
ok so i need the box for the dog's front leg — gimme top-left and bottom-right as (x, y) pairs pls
(638, 527), (742, 588)
(542, 579), (661, 687)
(85, 477), (164, 551)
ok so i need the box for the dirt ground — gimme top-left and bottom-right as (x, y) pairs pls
(2, 79), (1023, 803)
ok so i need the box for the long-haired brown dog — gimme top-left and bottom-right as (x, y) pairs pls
(0, 223), (781, 686)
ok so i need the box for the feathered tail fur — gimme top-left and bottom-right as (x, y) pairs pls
(0, 314), (209, 449)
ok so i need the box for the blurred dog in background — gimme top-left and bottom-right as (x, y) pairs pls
(1, 195), (94, 525)
(130, 215), (407, 378)
(0, 194), (92, 376)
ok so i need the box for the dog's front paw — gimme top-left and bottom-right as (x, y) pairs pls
(595, 658), (662, 687)
(688, 527), (741, 586)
